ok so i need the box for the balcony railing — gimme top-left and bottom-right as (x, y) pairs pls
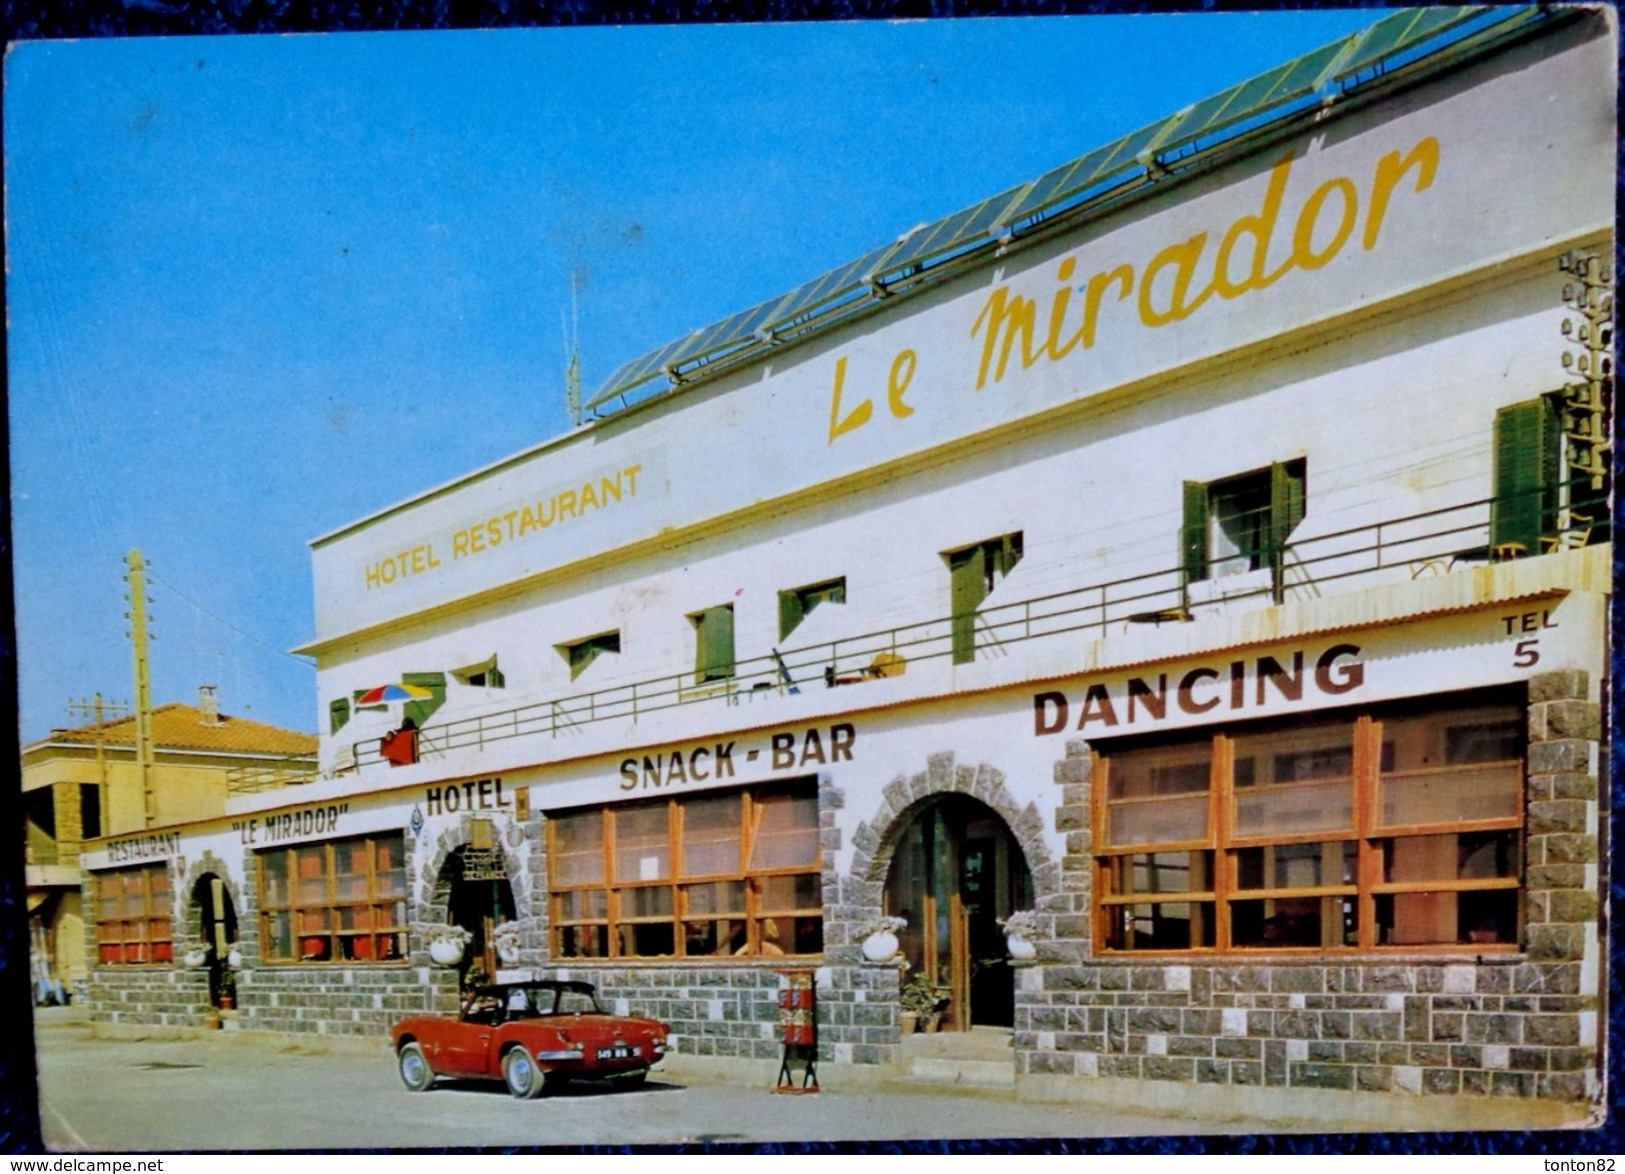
(341, 488), (1600, 772)
(226, 758), (321, 796)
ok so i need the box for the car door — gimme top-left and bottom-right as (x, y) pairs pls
(436, 1002), (501, 1077)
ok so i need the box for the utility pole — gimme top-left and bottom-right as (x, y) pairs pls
(67, 693), (127, 839)
(67, 693), (130, 793)
(125, 550), (157, 828)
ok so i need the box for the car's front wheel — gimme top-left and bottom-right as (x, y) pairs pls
(502, 1046), (546, 1099)
(398, 1043), (435, 1093)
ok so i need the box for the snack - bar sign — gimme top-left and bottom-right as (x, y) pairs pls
(618, 723), (856, 792)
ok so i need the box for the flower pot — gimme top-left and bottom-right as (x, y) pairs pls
(861, 930), (899, 963)
(899, 1011), (918, 1035)
(226, 948), (244, 970)
(428, 938), (465, 967)
(219, 993), (235, 1011)
(496, 942), (522, 967)
(183, 949), (208, 969)
(1007, 934), (1037, 961)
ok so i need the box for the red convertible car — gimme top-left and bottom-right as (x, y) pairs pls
(391, 979), (669, 1097)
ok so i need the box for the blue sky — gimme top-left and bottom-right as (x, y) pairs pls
(7, 10), (1386, 743)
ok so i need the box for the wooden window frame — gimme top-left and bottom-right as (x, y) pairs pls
(548, 782), (823, 962)
(1093, 694), (1524, 956)
(95, 863), (173, 966)
(256, 833), (409, 966)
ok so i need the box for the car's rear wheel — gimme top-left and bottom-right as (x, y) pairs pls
(398, 1043), (435, 1092)
(502, 1046), (546, 1099)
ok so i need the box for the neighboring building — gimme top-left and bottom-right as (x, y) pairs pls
(81, 6), (1611, 1123)
(23, 689), (316, 1001)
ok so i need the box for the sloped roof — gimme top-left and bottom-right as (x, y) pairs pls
(40, 703), (316, 758)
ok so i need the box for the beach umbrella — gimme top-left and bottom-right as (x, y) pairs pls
(355, 682), (435, 705)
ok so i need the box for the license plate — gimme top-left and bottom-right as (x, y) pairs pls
(596, 1045), (636, 1060)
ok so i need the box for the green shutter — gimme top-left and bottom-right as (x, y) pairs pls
(1267, 460), (1306, 601)
(1492, 400), (1558, 551)
(778, 590), (804, 642)
(696, 606), (735, 682)
(996, 533), (1024, 578)
(1181, 481), (1210, 586)
(949, 545), (987, 665)
(401, 671), (447, 728)
(329, 698), (350, 735)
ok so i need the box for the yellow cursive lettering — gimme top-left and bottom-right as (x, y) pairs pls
(827, 356), (872, 444)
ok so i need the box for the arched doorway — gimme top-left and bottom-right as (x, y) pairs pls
(192, 873), (237, 1009)
(445, 842), (517, 988)
(883, 794), (1032, 1030)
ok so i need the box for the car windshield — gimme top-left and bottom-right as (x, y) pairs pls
(479, 984), (605, 1021)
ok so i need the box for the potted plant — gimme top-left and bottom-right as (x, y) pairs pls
(491, 921), (524, 967)
(900, 973), (941, 1032)
(998, 909), (1042, 961)
(182, 946), (209, 969)
(858, 915), (907, 963)
(425, 924), (472, 967)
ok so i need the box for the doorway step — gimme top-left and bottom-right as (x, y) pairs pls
(892, 1026), (1015, 1090)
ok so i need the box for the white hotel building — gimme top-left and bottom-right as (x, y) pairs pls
(82, 6), (1612, 1122)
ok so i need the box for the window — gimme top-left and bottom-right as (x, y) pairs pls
(1182, 460), (1305, 598)
(80, 783), (102, 840)
(329, 698), (350, 735)
(451, 656), (506, 688)
(95, 864), (173, 965)
(691, 605), (735, 684)
(944, 532), (1023, 664)
(1094, 690), (1523, 953)
(258, 834), (408, 964)
(557, 632), (621, 681)
(548, 783), (823, 960)
(779, 578), (846, 641)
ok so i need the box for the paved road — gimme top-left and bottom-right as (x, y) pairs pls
(34, 1020), (1187, 1150)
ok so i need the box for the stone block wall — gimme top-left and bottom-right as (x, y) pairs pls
(85, 824), (460, 1034)
(228, 819), (459, 1035)
(233, 965), (456, 1036)
(1014, 674), (1603, 1103)
(81, 864), (218, 1029)
(555, 962), (900, 1065)
(516, 775), (899, 1066)
(87, 960), (213, 1027)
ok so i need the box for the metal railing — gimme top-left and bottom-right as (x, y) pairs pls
(225, 758), (322, 796)
(341, 488), (1600, 772)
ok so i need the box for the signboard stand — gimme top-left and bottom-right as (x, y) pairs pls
(773, 969), (819, 1094)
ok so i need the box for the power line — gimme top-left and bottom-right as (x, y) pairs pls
(145, 569), (315, 669)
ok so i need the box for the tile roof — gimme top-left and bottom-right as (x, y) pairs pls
(42, 703), (316, 758)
